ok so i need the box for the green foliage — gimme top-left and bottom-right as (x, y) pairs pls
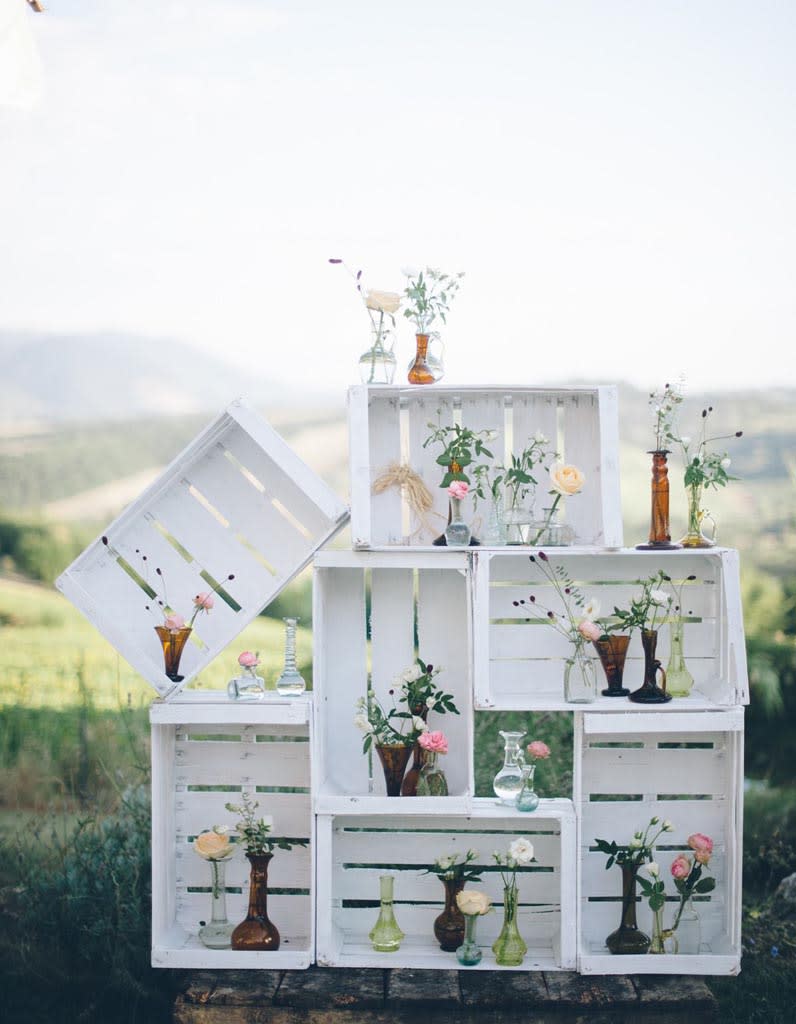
(473, 710), (573, 798)
(224, 791), (309, 856)
(0, 516), (94, 584)
(402, 267), (464, 334)
(742, 784), (796, 895)
(422, 416), (494, 487)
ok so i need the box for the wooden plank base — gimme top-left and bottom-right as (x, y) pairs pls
(174, 968), (718, 1023)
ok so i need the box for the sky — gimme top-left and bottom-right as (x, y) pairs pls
(1, 0), (794, 395)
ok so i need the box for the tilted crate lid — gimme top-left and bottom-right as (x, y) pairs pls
(55, 399), (349, 698)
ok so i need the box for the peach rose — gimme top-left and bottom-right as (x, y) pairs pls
(365, 289), (401, 314)
(578, 620), (602, 641)
(549, 462), (585, 496)
(456, 889), (491, 916)
(163, 612), (186, 631)
(670, 854), (691, 879)
(194, 828), (234, 861)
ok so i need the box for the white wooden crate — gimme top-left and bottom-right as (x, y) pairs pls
(348, 385), (622, 548)
(472, 548), (748, 711)
(312, 550), (474, 812)
(315, 800), (576, 970)
(575, 709), (743, 975)
(56, 399), (349, 698)
(150, 694), (315, 968)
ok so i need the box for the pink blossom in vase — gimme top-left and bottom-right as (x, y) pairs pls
(418, 730), (449, 755)
(526, 740), (551, 760)
(670, 854), (691, 879)
(687, 833), (713, 857)
(578, 620), (602, 641)
(447, 481), (469, 501)
(194, 592), (215, 612)
(238, 651), (260, 668)
(163, 612), (186, 631)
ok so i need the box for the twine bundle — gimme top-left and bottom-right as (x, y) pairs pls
(372, 463), (446, 539)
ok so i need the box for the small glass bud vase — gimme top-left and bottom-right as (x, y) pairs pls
(530, 507), (574, 547)
(416, 751), (448, 796)
(275, 617), (306, 696)
(227, 665), (266, 701)
(665, 615), (694, 697)
(564, 648), (597, 703)
(515, 763), (539, 812)
(672, 897), (701, 954)
(492, 730), (525, 805)
(445, 496), (471, 547)
(359, 316), (397, 384)
(198, 859), (234, 949)
(483, 494), (506, 546)
(456, 913), (482, 966)
(369, 874), (405, 952)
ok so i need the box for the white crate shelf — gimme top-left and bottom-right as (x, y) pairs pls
(151, 694), (315, 969)
(472, 547), (748, 712)
(348, 385), (622, 549)
(57, 400), (349, 698)
(312, 550), (475, 809)
(575, 710), (743, 976)
(316, 799), (576, 971)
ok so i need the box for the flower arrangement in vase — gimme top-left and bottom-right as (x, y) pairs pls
(611, 571), (672, 704)
(491, 838), (535, 965)
(666, 402), (743, 548)
(422, 848), (482, 951)
(594, 816), (674, 954)
(423, 414), (496, 545)
(329, 258), (401, 384)
(491, 431), (558, 545)
(227, 650), (266, 701)
(637, 381), (685, 550)
(455, 889), (491, 965)
(641, 831), (715, 954)
(529, 462), (585, 546)
(662, 571), (698, 696)
(416, 730), (450, 795)
(224, 793), (309, 951)
(402, 266), (464, 384)
(515, 739), (551, 812)
(193, 825), (236, 949)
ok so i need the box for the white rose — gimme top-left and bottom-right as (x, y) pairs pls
(425, 696), (436, 710)
(508, 837), (535, 865)
(412, 716), (428, 732)
(401, 264), (421, 278)
(436, 855), (453, 870)
(680, 436), (691, 446)
(353, 713), (372, 733)
(649, 589), (670, 606)
(364, 289), (401, 314)
(647, 862), (660, 877)
(663, 820), (674, 832)
(549, 462), (585, 497)
(583, 598), (601, 620)
(534, 430), (548, 444)
(629, 837), (642, 849)
(456, 889), (491, 916)
(402, 665), (422, 683)
(485, 430), (499, 441)
(721, 457), (731, 469)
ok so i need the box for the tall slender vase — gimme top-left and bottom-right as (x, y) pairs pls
(492, 884), (527, 966)
(231, 853), (280, 950)
(369, 875), (405, 951)
(637, 450), (681, 550)
(358, 314), (396, 384)
(649, 907), (677, 954)
(629, 629), (672, 704)
(198, 858), (234, 949)
(433, 877), (466, 951)
(680, 484), (716, 548)
(376, 743), (413, 796)
(484, 493), (506, 546)
(408, 333), (435, 385)
(401, 705), (429, 796)
(665, 615), (694, 696)
(456, 912), (482, 965)
(154, 625), (192, 682)
(593, 635), (631, 697)
(445, 495), (472, 547)
(275, 617), (306, 695)
(605, 864), (651, 954)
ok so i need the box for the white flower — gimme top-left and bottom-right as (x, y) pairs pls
(212, 824), (231, 835)
(425, 696), (437, 710)
(353, 714), (372, 733)
(663, 820), (674, 832)
(534, 430), (548, 444)
(412, 716), (429, 732)
(721, 457), (731, 469)
(456, 889), (491, 916)
(508, 837), (535, 865)
(402, 665), (422, 683)
(647, 862), (660, 877)
(436, 855), (454, 870)
(680, 436), (691, 446)
(485, 429), (499, 441)
(401, 264), (421, 278)
(629, 837), (642, 849)
(364, 289), (401, 314)
(583, 597), (601, 620)
(649, 589), (670, 607)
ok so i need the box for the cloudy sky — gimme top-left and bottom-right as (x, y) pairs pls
(1, 0), (794, 394)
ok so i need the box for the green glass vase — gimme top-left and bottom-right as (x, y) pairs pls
(492, 884), (527, 966)
(369, 875), (404, 952)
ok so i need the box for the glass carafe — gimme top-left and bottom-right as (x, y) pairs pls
(492, 730), (525, 805)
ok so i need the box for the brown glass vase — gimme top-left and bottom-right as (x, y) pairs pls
(629, 629), (672, 704)
(154, 625), (192, 682)
(434, 877), (466, 951)
(592, 634), (631, 697)
(606, 863), (651, 954)
(401, 705), (429, 796)
(408, 333), (435, 385)
(637, 450), (681, 550)
(375, 744), (413, 796)
(231, 853), (280, 951)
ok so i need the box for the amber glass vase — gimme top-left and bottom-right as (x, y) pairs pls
(400, 704), (429, 796)
(629, 629), (672, 704)
(231, 853), (280, 951)
(606, 863), (651, 954)
(434, 877), (466, 951)
(154, 625), (192, 682)
(407, 333), (435, 385)
(637, 450), (681, 550)
(376, 744), (413, 796)
(592, 634), (631, 697)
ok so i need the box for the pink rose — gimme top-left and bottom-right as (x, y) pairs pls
(526, 740), (551, 760)
(670, 854), (691, 880)
(578, 620), (601, 641)
(194, 592), (215, 611)
(688, 833), (713, 856)
(694, 849), (711, 865)
(418, 730), (448, 754)
(447, 481), (469, 501)
(163, 612), (186, 631)
(238, 651), (259, 668)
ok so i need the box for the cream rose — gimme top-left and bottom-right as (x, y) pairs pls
(549, 462), (585, 497)
(194, 829), (234, 861)
(508, 837), (535, 864)
(365, 289), (401, 314)
(456, 889), (491, 916)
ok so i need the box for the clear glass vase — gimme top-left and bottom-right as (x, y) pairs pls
(275, 617), (306, 695)
(530, 506), (575, 547)
(504, 501), (534, 545)
(359, 314), (396, 384)
(492, 884), (527, 966)
(649, 907), (677, 954)
(445, 495), (471, 547)
(369, 874), (405, 952)
(665, 614), (694, 697)
(564, 648), (597, 703)
(456, 912), (482, 965)
(671, 897), (701, 954)
(416, 751), (448, 796)
(515, 763), (539, 812)
(483, 493), (507, 546)
(227, 665), (266, 701)
(493, 730), (525, 804)
(198, 859), (234, 949)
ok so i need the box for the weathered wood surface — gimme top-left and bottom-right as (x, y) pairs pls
(174, 968), (718, 1024)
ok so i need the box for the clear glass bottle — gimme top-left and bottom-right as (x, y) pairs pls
(671, 897), (701, 954)
(227, 665), (266, 701)
(198, 858), (234, 949)
(492, 730), (525, 804)
(564, 648), (597, 703)
(416, 751), (448, 796)
(445, 496), (471, 547)
(275, 617), (306, 696)
(368, 874), (404, 952)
